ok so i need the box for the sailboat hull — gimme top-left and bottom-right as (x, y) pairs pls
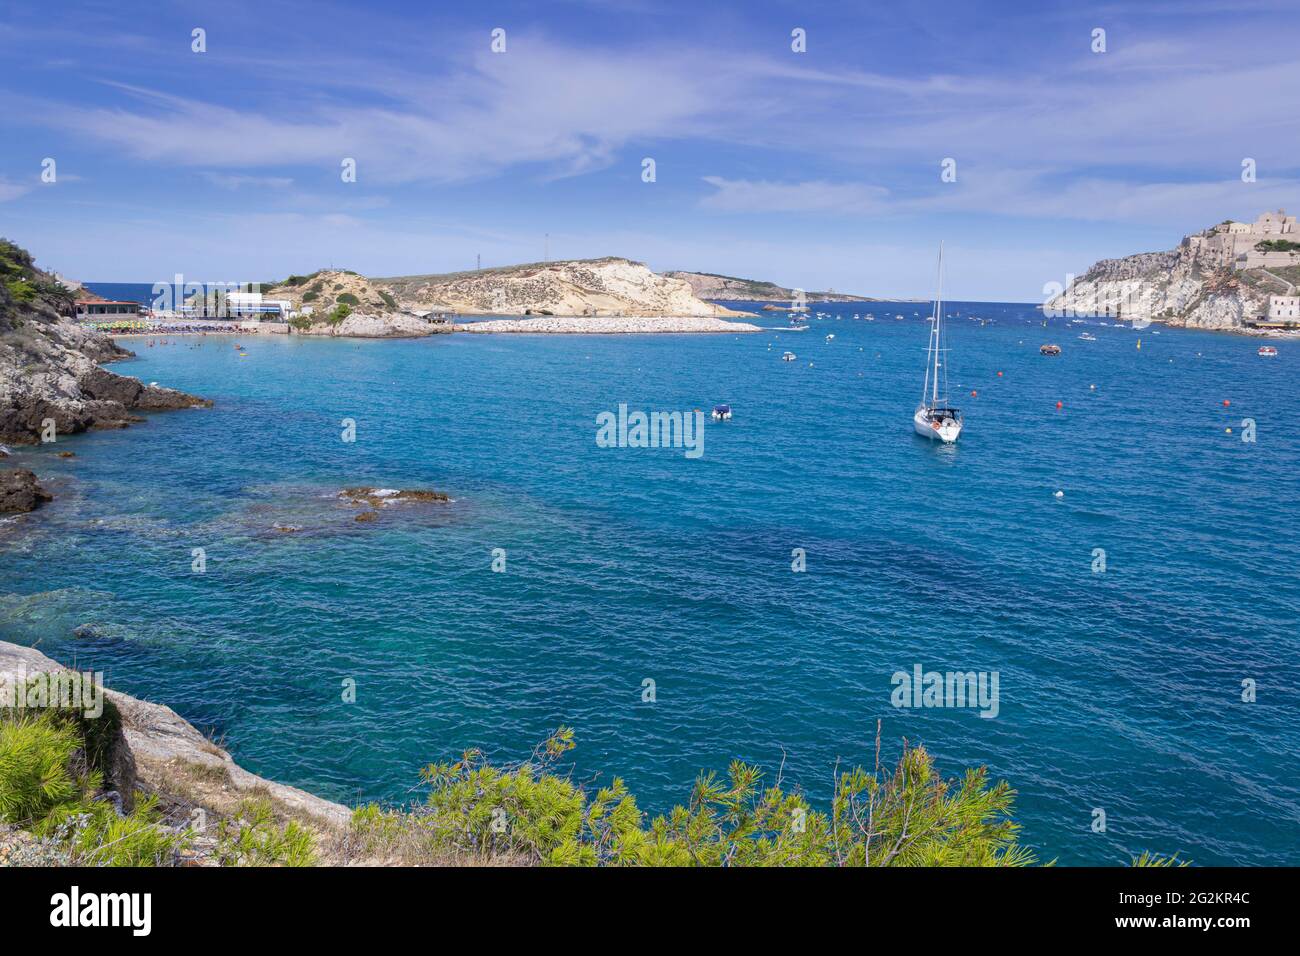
(914, 407), (962, 443)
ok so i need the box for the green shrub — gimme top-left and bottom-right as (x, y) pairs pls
(301, 291), (318, 303)
(217, 797), (317, 866)
(414, 727), (1037, 867)
(336, 292), (359, 306)
(0, 712), (84, 825)
(327, 303), (351, 326)
(39, 795), (191, 866)
(378, 291), (397, 310)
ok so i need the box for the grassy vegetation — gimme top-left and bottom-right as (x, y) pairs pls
(216, 797), (317, 866)
(336, 292), (360, 307)
(327, 303), (352, 326)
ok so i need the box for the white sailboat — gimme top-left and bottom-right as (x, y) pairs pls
(913, 243), (963, 443)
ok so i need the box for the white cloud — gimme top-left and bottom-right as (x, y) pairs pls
(700, 177), (892, 214)
(201, 172), (295, 190)
(700, 169), (1300, 230)
(0, 178), (31, 202)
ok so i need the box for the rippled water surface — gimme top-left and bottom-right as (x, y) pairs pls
(2, 301), (1297, 865)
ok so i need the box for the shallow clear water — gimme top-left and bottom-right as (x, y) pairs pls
(3, 301), (1297, 865)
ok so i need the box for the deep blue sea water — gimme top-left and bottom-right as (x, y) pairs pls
(3, 296), (1298, 865)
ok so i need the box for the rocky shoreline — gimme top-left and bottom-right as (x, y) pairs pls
(0, 640), (351, 865)
(1, 238), (211, 511)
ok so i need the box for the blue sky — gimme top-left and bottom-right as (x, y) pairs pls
(2, 0), (1298, 300)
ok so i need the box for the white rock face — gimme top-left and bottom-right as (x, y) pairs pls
(297, 311), (449, 338)
(1046, 225), (1283, 332)
(377, 258), (755, 318)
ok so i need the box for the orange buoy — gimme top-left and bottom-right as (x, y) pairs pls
(1222, 399), (1231, 407)
(1056, 401), (1063, 410)
(997, 371), (1003, 377)
(970, 390), (977, 397)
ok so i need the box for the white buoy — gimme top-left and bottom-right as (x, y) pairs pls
(1054, 490), (1064, 499)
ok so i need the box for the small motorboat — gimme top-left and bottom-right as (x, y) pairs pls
(1258, 345), (1279, 357)
(825, 333), (835, 342)
(1040, 344), (1062, 356)
(711, 404), (732, 421)
(782, 351), (796, 361)
(1078, 333), (1097, 341)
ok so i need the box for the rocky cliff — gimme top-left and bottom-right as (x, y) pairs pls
(1046, 222), (1295, 332)
(0, 239), (211, 454)
(0, 640), (351, 864)
(375, 258), (752, 318)
(664, 271), (876, 303)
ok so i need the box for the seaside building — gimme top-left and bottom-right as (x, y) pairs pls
(1258, 294), (1300, 326)
(225, 291), (294, 319)
(75, 299), (141, 321)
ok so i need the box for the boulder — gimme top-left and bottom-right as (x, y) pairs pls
(0, 468), (52, 513)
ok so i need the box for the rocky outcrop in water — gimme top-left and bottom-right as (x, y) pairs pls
(295, 310), (451, 338)
(340, 487), (450, 508)
(0, 238), (212, 448)
(0, 468), (52, 513)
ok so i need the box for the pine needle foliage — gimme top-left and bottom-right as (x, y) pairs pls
(401, 727), (1038, 867)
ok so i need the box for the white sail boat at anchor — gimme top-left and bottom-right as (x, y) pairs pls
(913, 242), (963, 443)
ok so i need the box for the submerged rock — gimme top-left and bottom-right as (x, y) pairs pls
(0, 468), (52, 513)
(340, 487), (450, 509)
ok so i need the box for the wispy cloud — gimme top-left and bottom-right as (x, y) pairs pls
(0, 177), (32, 202)
(700, 177), (891, 214)
(200, 172), (295, 190)
(702, 168), (1300, 229)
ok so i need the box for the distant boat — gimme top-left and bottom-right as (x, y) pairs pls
(1078, 332), (1097, 341)
(913, 243), (962, 444)
(711, 404), (733, 420)
(782, 351), (796, 361)
(1258, 345), (1279, 357)
(1040, 344), (1062, 355)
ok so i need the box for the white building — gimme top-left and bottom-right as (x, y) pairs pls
(1266, 294), (1300, 324)
(225, 291), (293, 317)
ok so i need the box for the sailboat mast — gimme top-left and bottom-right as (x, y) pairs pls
(932, 242), (944, 406)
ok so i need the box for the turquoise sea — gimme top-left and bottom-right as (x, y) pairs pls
(3, 294), (1298, 865)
